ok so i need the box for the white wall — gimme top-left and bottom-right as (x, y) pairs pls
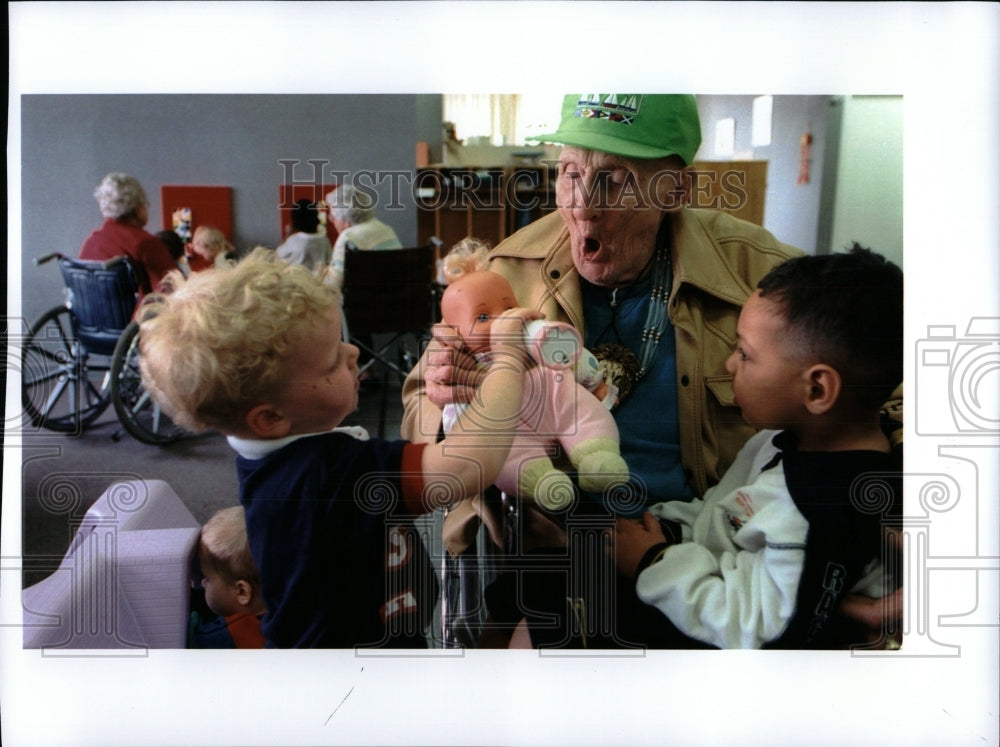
(827, 96), (904, 268)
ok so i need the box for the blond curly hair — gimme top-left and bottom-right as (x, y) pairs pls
(137, 247), (338, 433)
(441, 237), (492, 284)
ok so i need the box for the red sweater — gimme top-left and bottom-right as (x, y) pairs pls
(79, 218), (177, 296)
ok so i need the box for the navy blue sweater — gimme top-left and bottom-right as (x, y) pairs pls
(236, 431), (437, 648)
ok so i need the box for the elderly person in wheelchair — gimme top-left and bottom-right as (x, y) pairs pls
(21, 172), (187, 443)
(79, 172), (178, 300)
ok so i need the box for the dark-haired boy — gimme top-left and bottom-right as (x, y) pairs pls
(612, 245), (903, 648)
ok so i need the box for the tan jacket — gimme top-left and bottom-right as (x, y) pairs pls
(402, 208), (800, 499)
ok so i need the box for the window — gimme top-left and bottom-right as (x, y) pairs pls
(442, 94), (561, 146)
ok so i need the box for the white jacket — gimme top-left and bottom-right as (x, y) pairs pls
(637, 430), (808, 648)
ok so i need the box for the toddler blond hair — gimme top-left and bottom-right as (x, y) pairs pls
(138, 248), (338, 433)
(191, 225), (235, 264)
(199, 506), (259, 588)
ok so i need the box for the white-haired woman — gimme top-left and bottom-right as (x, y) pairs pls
(79, 172), (177, 300)
(325, 184), (402, 291)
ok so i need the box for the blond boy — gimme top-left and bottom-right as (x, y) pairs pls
(140, 249), (536, 647)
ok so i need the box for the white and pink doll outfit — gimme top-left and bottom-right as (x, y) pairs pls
(443, 321), (628, 511)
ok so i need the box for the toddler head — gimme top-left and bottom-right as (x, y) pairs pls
(138, 248), (341, 435)
(198, 506), (262, 617)
(755, 244), (903, 412)
(156, 229), (186, 261)
(189, 225), (232, 262)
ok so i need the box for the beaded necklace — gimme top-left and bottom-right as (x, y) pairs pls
(587, 223), (674, 386)
(635, 245), (672, 379)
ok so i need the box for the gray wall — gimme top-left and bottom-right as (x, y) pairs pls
(694, 95), (831, 253)
(19, 93), (902, 324)
(20, 94), (430, 323)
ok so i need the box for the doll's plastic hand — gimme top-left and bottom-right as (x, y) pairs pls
(611, 511), (667, 579)
(424, 323), (485, 409)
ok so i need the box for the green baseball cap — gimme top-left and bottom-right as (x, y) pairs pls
(530, 94), (702, 165)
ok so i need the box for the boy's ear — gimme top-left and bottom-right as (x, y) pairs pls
(245, 404), (291, 438)
(234, 579), (253, 607)
(803, 364), (841, 415)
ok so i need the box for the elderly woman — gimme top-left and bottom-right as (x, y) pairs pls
(325, 184), (402, 291)
(79, 172), (177, 299)
(402, 94), (902, 649)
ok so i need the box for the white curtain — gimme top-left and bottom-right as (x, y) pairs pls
(442, 94), (560, 147)
(443, 94), (520, 145)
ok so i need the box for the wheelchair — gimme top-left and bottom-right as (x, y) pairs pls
(20, 253), (185, 445)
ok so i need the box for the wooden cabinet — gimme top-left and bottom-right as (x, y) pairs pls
(416, 165), (557, 250)
(689, 161), (768, 226)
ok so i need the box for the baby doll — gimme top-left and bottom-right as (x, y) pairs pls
(440, 240), (629, 511)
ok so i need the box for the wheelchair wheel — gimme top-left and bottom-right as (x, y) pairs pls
(21, 305), (113, 433)
(110, 321), (186, 445)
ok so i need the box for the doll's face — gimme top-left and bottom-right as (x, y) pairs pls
(440, 272), (518, 354)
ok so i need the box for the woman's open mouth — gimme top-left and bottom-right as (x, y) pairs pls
(584, 237), (601, 254)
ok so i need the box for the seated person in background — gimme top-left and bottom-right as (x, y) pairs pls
(189, 505), (266, 648)
(326, 184), (402, 291)
(79, 172), (177, 300)
(186, 225), (237, 273)
(327, 183), (404, 381)
(155, 229), (190, 276)
(137, 249), (538, 648)
(275, 198), (333, 273)
(612, 246), (904, 648)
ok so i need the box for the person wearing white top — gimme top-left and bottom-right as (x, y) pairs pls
(276, 198), (333, 272)
(326, 184), (402, 291)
